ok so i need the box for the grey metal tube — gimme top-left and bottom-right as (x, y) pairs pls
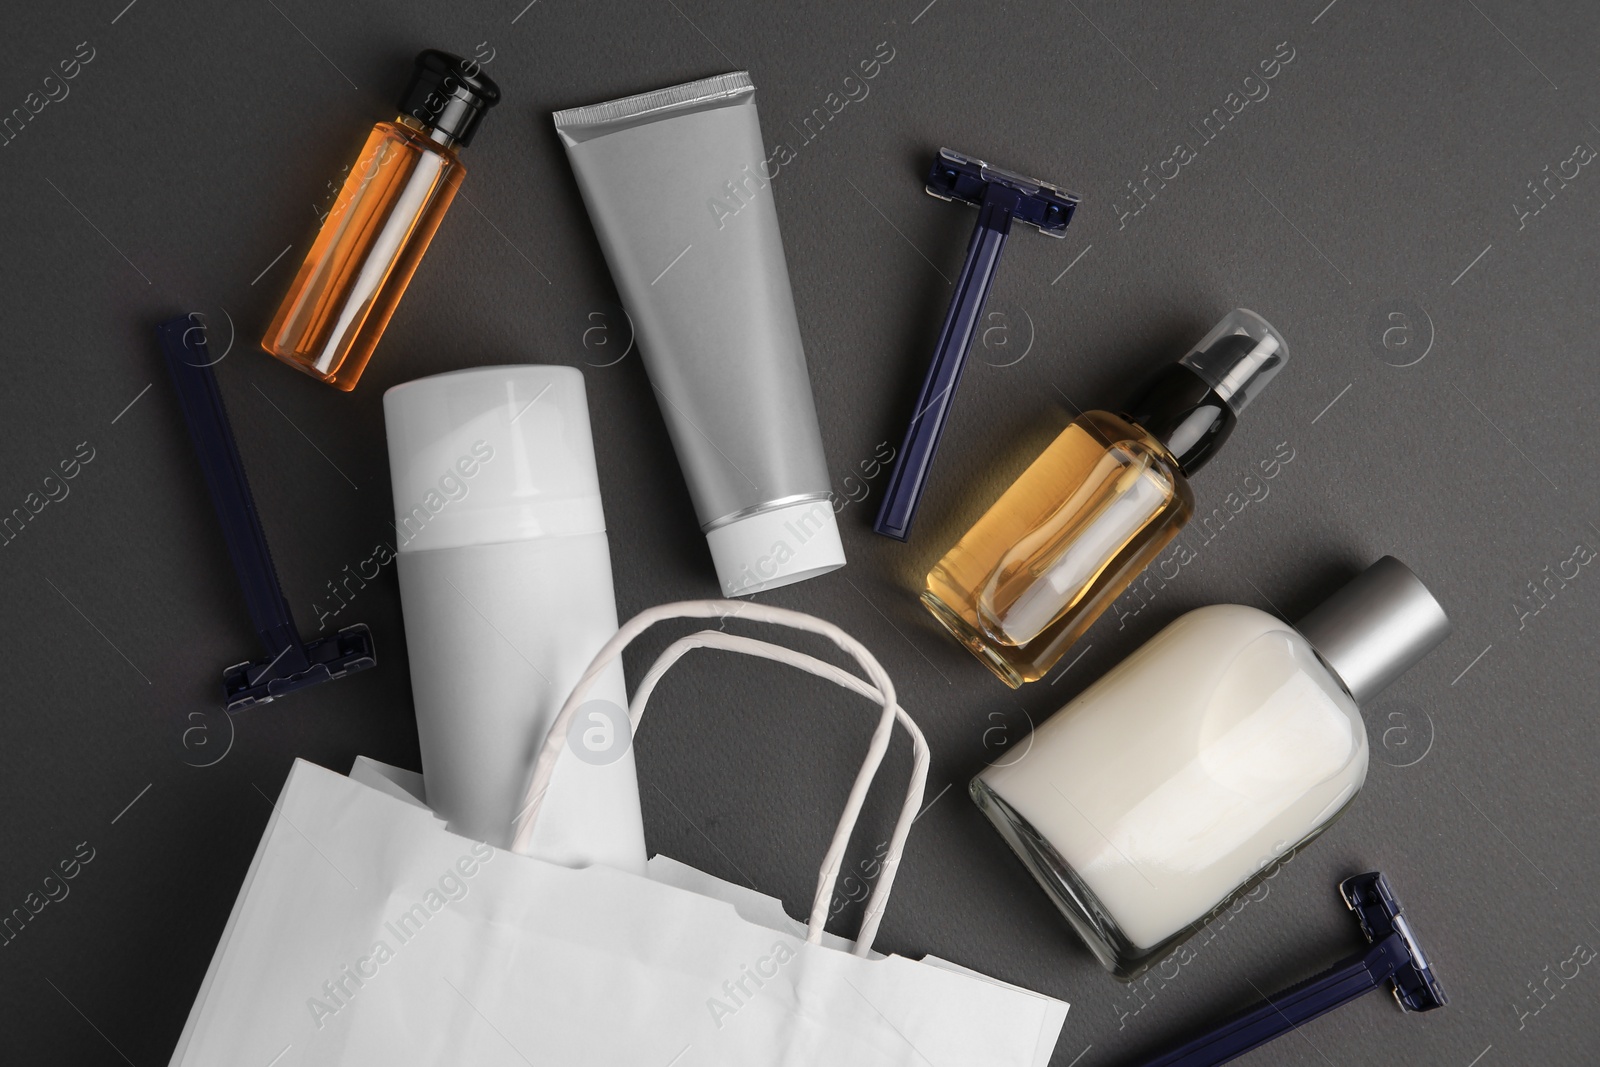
(554, 72), (845, 597)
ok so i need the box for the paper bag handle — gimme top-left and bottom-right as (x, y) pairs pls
(511, 600), (930, 957)
(630, 628), (930, 955)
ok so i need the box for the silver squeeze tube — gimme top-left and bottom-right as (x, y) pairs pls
(554, 72), (845, 597)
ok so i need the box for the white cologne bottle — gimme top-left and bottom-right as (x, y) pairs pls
(973, 557), (1449, 977)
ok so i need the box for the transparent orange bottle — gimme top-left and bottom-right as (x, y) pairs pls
(924, 310), (1289, 686)
(261, 50), (500, 391)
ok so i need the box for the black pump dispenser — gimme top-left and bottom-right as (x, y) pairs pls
(1119, 310), (1288, 477)
(1120, 364), (1234, 477)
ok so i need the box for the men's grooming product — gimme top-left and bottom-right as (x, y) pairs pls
(1139, 872), (1446, 1067)
(553, 72), (845, 597)
(262, 50), (500, 391)
(973, 557), (1450, 977)
(873, 148), (1078, 541)
(925, 309), (1287, 686)
(158, 315), (375, 709)
(384, 366), (645, 870)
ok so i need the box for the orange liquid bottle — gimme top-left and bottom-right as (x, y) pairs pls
(924, 310), (1290, 686)
(261, 50), (500, 391)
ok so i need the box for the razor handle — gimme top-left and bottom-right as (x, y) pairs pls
(1136, 932), (1410, 1067)
(873, 181), (1021, 541)
(159, 315), (375, 709)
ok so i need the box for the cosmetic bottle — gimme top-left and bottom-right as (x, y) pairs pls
(925, 310), (1287, 686)
(384, 366), (646, 871)
(972, 557), (1450, 978)
(263, 50), (500, 391)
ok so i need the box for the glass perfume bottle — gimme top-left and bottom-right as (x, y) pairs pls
(923, 309), (1287, 686)
(261, 50), (500, 391)
(972, 557), (1451, 978)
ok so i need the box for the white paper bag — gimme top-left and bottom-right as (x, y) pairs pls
(171, 600), (1068, 1066)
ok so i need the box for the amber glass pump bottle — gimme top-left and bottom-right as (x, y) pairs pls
(261, 50), (501, 391)
(923, 310), (1288, 687)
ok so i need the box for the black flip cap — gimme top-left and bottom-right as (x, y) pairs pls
(398, 49), (501, 147)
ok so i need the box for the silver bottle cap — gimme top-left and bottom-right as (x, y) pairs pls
(1295, 557), (1451, 705)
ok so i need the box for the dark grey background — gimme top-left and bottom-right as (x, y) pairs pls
(1, 0), (1595, 1064)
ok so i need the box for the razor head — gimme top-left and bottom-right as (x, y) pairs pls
(222, 623), (376, 711)
(924, 148), (1078, 237)
(1341, 871), (1448, 1013)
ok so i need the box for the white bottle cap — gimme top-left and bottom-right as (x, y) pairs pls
(705, 497), (846, 597)
(384, 366), (606, 553)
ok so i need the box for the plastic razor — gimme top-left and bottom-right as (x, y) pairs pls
(873, 148), (1078, 541)
(1137, 871), (1447, 1067)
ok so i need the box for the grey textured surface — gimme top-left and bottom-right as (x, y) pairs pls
(0, 1), (1596, 1064)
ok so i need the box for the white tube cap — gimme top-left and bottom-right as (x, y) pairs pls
(706, 498), (846, 597)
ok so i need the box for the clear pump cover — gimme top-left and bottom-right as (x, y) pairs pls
(1178, 309), (1289, 413)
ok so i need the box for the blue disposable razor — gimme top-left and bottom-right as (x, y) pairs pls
(1137, 872), (1447, 1067)
(158, 315), (375, 710)
(873, 148), (1078, 541)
